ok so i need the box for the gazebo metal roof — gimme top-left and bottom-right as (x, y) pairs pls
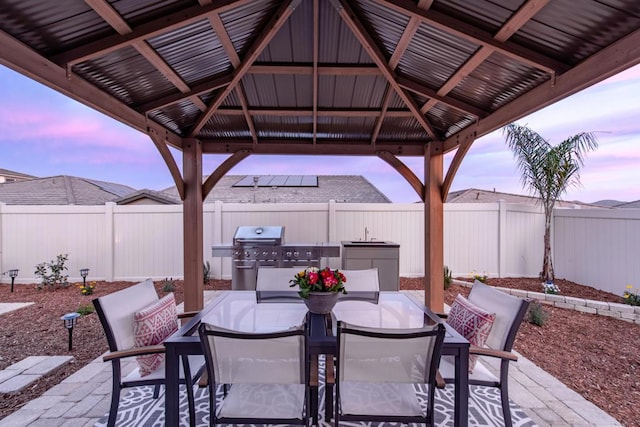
(2, 0), (639, 311)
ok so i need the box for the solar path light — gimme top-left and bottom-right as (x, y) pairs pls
(61, 312), (80, 351)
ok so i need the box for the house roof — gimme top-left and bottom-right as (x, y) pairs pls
(1, 0), (639, 177)
(613, 200), (640, 208)
(446, 188), (604, 209)
(162, 175), (391, 203)
(115, 188), (181, 205)
(0, 175), (136, 205)
(0, 168), (37, 181)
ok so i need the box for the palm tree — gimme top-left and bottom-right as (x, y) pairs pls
(503, 123), (598, 282)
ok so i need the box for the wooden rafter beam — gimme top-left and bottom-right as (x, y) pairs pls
(372, 0), (432, 144)
(139, 74), (232, 113)
(215, 107), (415, 117)
(53, 0), (254, 65)
(201, 140), (428, 156)
(249, 64), (382, 75)
(312, 0), (319, 144)
(398, 76), (488, 118)
(208, 12), (258, 143)
(421, 0), (549, 115)
(331, 0), (438, 140)
(189, 0), (301, 137)
(85, 0), (207, 112)
(374, 0), (568, 74)
(0, 30), (182, 148)
(443, 27), (640, 153)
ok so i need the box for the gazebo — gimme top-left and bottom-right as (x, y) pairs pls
(2, 0), (639, 312)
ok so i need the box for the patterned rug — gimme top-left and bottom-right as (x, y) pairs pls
(95, 375), (535, 426)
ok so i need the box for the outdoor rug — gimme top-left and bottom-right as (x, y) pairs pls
(95, 374), (535, 426)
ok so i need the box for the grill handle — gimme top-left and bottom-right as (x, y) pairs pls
(235, 239), (278, 244)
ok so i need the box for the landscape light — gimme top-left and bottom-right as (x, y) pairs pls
(61, 312), (81, 351)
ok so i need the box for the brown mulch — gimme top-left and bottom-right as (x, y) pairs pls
(1, 278), (638, 425)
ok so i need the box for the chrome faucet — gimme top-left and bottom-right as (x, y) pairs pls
(364, 226), (369, 241)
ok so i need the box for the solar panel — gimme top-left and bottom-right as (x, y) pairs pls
(232, 175), (318, 187)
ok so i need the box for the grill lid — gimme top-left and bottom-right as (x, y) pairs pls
(233, 226), (284, 245)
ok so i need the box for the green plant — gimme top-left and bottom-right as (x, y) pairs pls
(503, 123), (598, 282)
(527, 301), (550, 326)
(290, 267), (347, 299)
(34, 253), (70, 290)
(162, 277), (175, 292)
(542, 281), (560, 295)
(76, 304), (94, 315)
(623, 284), (640, 306)
(203, 261), (211, 284)
(79, 281), (96, 296)
(470, 270), (488, 283)
(444, 265), (452, 289)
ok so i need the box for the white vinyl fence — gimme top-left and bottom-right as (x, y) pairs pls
(0, 201), (638, 296)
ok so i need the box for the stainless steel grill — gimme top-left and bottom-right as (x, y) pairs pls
(212, 226), (340, 290)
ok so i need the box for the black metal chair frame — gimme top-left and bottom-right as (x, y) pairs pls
(93, 286), (203, 427)
(198, 320), (311, 427)
(334, 320), (446, 426)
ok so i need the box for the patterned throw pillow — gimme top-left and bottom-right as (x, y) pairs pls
(133, 293), (179, 376)
(446, 294), (496, 372)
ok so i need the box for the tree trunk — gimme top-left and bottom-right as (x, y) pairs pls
(541, 210), (554, 282)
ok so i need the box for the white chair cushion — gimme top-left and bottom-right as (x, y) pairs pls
(133, 293), (179, 376)
(123, 354), (204, 383)
(439, 355), (498, 383)
(340, 268), (380, 291)
(339, 381), (423, 417)
(218, 383), (305, 419)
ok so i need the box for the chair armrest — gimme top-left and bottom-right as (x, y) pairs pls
(434, 312), (448, 319)
(435, 370), (446, 389)
(103, 344), (165, 362)
(469, 346), (518, 361)
(178, 310), (200, 319)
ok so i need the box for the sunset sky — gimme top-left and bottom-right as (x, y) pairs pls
(1, 63), (639, 204)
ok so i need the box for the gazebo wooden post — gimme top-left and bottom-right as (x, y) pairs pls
(182, 138), (204, 311)
(424, 142), (444, 312)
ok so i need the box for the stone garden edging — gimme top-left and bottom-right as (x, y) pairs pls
(452, 279), (640, 324)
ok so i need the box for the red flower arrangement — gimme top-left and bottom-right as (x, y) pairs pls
(290, 267), (347, 299)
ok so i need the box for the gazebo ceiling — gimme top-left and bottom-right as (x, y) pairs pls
(2, 0), (640, 158)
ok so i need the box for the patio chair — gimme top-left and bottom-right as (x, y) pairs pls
(334, 320), (446, 426)
(198, 320), (310, 426)
(92, 278), (204, 427)
(439, 280), (530, 427)
(339, 268), (380, 291)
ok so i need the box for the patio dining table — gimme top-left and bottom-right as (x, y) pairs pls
(163, 290), (470, 426)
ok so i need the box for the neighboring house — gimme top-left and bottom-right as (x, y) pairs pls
(0, 175), (136, 205)
(613, 200), (640, 208)
(446, 188), (604, 209)
(114, 189), (180, 205)
(0, 168), (36, 183)
(162, 175), (391, 203)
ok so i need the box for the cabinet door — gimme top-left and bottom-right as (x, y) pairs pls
(343, 258), (373, 270)
(372, 259), (399, 291)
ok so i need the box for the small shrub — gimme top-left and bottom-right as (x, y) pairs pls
(162, 277), (175, 292)
(542, 281), (560, 295)
(79, 281), (95, 296)
(77, 304), (94, 315)
(34, 254), (70, 290)
(443, 265), (452, 289)
(527, 301), (549, 326)
(203, 261), (211, 284)
(623, 284), (640, 306)
(470, 270), (488, 283)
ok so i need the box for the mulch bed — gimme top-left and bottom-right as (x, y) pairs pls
(1, 277), (638, 425)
